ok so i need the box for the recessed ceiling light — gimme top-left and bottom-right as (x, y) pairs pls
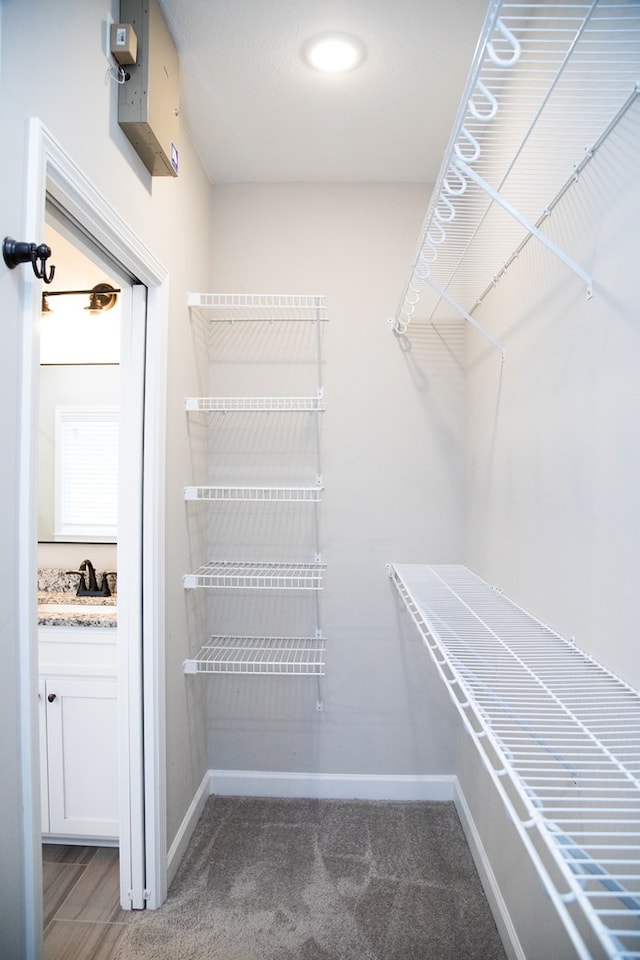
(302, 33), (366, 73)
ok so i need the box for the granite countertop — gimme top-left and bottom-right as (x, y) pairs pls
(37, 568), (118, 628)
(37, 591), (118, 628)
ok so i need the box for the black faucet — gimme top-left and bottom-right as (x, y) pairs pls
(75, 559), (111, 597)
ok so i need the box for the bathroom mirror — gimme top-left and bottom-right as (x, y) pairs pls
(38, 364), (120, 543)
(38, 223), (121, 544)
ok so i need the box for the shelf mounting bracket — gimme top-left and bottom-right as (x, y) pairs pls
(454, 158), (593, 298)
(425, 277), (506, 359)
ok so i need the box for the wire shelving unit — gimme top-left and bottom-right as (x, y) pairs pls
(183, 636), (326, 676)
(184, 294), (327, 704)
(187, 292), (327, 324)
(183, 560), (325, 591)
(392, 0), (640, 346)
(185, 395), (324, 413)
(388, 562), (640, 960)
(184, 485), (323, 503)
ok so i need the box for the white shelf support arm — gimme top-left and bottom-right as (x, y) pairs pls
(454, 158), (593, 298)
(424, 277), (505, 359)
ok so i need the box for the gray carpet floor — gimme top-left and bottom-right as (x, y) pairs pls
(117, 796), (508, 960)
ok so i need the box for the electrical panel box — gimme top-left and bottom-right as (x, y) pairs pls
(110, 22), (138, 65)
(117, 0), (180, 177)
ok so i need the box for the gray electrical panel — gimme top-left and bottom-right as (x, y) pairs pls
(117, 0), (180, 177)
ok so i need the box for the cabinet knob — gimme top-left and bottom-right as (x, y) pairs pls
(47, 693), (57, 703)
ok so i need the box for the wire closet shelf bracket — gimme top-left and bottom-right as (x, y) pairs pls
(388, 562), (640, 960)
(391, 0), (640, 349)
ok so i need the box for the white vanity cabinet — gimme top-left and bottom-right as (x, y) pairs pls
(38, 627), (118, 840)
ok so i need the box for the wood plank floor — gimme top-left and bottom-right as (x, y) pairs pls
(42, 844), (132, 960)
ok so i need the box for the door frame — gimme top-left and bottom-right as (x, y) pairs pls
(18, 118), (168, 950)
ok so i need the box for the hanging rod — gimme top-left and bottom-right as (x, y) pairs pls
(391, 0), (640, 339)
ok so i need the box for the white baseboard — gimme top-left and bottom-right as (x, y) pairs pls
(452, 781), (525, 960)
(166, 770), (454, 884)
(208, 769), (456, 801)
(166, 770), (210, 887)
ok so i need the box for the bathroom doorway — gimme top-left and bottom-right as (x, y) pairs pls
(37, 201), (148, 911)
(18, 121), (168, 955)
(38, 208), (125, 848)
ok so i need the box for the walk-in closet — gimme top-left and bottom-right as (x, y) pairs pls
(3, 2), (640, 959)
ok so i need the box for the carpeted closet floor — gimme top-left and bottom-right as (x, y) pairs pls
(116, 796), (508, 960)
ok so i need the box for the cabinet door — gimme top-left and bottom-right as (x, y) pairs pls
(44, 676), (119, 838)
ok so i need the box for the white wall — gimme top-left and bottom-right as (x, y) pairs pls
(201, 183), (466, 775)
(465, 98), (640, 692)
(0, 2), (211, 954)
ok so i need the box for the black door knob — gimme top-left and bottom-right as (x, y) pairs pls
(47, 693), (57, 703)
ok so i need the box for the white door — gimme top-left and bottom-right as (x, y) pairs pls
(41, 203), (148, 909)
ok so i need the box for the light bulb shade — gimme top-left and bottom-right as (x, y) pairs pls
(303, 33), (366, 73)
(84, 283), (118, 313)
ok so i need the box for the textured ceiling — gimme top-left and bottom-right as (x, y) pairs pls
(159, 0), (489, 183)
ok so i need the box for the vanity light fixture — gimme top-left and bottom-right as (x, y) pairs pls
(302, 33), (366, 73)
(41, 283), (120, 315)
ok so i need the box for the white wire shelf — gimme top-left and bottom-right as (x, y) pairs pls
(392, 0), (640, 341)
(183, 635), (326, 675)
(388, 562), (640, 960)
(185, 395), (324, 413)
(188, 292), (327, 323)
(184, 485), (323, 503)
(184, 560), (325, 590)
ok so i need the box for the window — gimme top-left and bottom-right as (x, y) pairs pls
(54, 406), (119, 541)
